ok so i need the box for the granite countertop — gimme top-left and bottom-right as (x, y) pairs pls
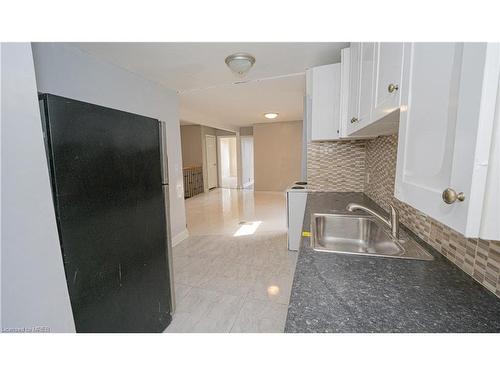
(285, 192), (500, 333)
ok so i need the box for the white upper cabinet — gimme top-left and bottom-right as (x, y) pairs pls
(346, 43), (360, 129)
(358, 43), (376, 125)
(395, 43), (500, 238)
(346, 42), (404, 138)
(372, 43), (404, 122)
(479, 82), (500, 241)
(338, 47), (351, 138)
(347, 43), (374, 133)
(309, 63), (342, 141)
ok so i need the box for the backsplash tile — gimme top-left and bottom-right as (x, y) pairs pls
(364, 134), (398, 210)
(307, 140), (365, 191)
(307, 134), (500, 298)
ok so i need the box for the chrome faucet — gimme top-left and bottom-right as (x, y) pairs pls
(346, 202), (400, 239)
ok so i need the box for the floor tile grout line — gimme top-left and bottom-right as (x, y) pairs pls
(228, 289), (251, 333)
(176, 188), (292, 332)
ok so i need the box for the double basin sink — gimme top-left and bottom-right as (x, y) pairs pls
(311, 212), (433, 261)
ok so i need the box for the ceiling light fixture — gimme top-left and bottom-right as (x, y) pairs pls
(264, 112), (279, 119)
(225, 52), (256, 76)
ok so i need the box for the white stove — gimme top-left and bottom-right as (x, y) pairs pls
(286, 181), (310, 251)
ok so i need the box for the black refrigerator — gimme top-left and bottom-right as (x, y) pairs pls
(39, 94), (174, 333)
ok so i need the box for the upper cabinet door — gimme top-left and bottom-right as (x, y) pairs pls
(358, 43), (376, 124)
(347, 43), (361, 129)
(347, 43), (376, 135)
(395, 43), (500, 238)
(339, 47), (351, 138)
(372, 43), (404, 122)
(310, 63), (342, 141)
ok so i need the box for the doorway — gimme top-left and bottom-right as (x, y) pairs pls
(241, 136), (254, 189)
(205, 135), (218, 190)
(218, 136), (238, 189)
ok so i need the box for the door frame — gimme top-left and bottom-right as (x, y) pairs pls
(217, 135), (238, 189)
(205, 134), (218, 190)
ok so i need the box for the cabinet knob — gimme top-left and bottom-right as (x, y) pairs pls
(350, 117), (358, 124)
(388, 83), (399, 93)
(442, 188), (465, 204)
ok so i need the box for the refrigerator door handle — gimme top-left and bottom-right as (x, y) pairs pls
(159, 121), (174, 313)
(162, 184), (175, 313)
(159, 121), (169, 185)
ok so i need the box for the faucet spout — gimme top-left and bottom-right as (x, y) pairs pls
(346, 202), (400, 239)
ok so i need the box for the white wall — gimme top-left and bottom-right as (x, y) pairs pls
(31, 43), (188, 243)
(241, 136), (254, 188)
(219, 138), (237, 177)
(220, 139), (231, 178)
(1, 43), (75, 332)
(218, 136), (238, 189)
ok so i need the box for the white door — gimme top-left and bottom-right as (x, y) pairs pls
(395, 43), (500, 237)
(206, 135), (217, 189)
(372, 43), (404, 122)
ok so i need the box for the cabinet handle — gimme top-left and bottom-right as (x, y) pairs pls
(388, 83), (399, 93)
(350, 117), (358, 124)
(442, 188), (465, 204)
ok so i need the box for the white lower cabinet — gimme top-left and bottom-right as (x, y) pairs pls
(395, 43), (500, 239)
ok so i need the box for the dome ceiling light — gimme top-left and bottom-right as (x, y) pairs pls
(225, 52), (256, 76)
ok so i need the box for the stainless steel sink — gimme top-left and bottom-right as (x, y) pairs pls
(311, 213), (433, 261)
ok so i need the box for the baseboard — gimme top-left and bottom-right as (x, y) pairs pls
(172, 228), (189, 247)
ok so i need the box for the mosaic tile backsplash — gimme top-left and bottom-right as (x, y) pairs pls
(307, 140), (366, 191)
(308, 135), (500, 298)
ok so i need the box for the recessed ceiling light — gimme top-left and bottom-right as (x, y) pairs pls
(264, 112), (279, 119)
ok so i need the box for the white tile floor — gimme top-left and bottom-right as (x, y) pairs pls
(165, 188), (297, 333)
(221, 175), (238, 189)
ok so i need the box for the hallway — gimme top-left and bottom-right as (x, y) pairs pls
(166, 188), (297, 332)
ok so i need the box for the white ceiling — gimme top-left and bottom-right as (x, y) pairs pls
(72, 42), (349, 128)
(180, 74), (306, 128)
